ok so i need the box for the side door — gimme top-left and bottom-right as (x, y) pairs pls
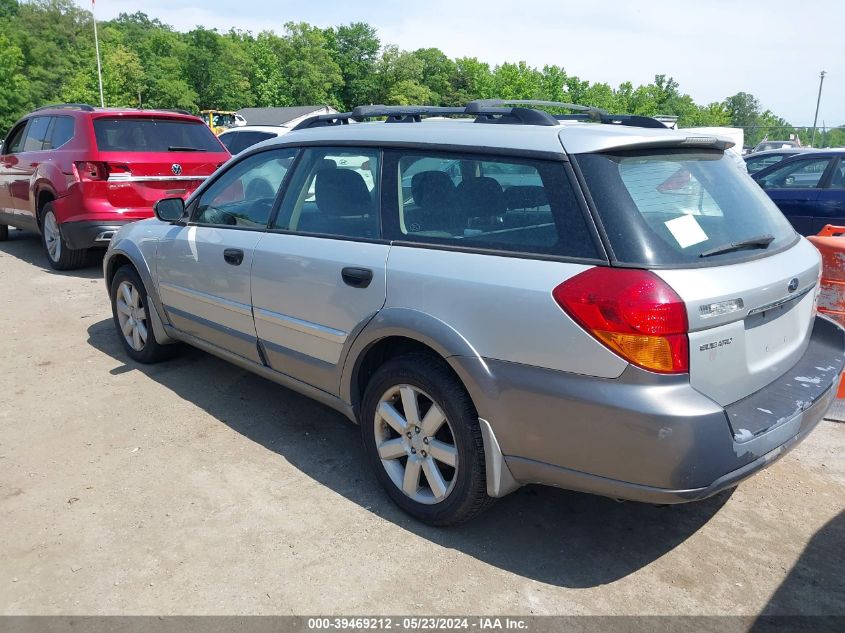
(755, 156), (835, 235)
(155, 147), (298, 363)
(0, 120), (31, 223)
(250, 146), (389, 394)
(815, 157), (845, 231)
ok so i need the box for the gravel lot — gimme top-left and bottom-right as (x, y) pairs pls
(1, 229), (843, 617)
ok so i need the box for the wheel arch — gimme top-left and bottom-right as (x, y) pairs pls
(104, 242), (174, 345)
(341, 307), (518, 498)
(340, 308), (482, 413)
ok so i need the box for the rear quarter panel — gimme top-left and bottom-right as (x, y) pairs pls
(385, 246), (628, 377)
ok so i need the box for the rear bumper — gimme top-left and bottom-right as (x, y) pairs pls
(450, 315), (845, 503)
(61, 220), (133, 250)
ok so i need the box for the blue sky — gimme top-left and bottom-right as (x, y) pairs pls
(80, 0), (843, 127)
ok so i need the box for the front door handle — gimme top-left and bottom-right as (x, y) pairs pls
(341, 267), (373, 288)
(223, 248), (244, 266)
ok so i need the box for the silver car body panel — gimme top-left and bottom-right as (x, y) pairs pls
(250, 233), (389, 393)
(156, 225), (263, 363)
(656, 238), (821, 405)
(383, 246), (629, 377)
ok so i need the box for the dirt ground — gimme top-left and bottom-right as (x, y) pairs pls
(1, 228), (843, 617)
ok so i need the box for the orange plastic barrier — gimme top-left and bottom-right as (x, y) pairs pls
(806, 224), (845, 398)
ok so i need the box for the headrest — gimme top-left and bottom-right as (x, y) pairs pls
(315, 169), (371, 216)
(411, 171), (455, 210)
(504, 185), (548, 210)
(455, 177), (506, 218)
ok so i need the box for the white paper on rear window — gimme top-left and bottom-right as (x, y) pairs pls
(664, 214), (708, 248)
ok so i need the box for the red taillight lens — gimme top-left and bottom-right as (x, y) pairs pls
(552, 268), (689, 374)
(73, 161), (108, 181)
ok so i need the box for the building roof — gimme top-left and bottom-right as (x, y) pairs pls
(236, 106), (335, 126)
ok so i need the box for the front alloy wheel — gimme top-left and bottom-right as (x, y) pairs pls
(115, 280), (148, 352)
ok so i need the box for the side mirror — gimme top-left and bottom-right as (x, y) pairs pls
(154, 197), (186, 223)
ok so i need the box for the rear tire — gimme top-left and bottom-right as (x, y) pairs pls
(40, 203), (87, 270)
(110, 265), (176, 364)
(360, 353), (494, 526)
(0, 225), (8, 241)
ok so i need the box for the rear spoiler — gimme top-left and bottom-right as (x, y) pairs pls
(603, 136), (736, 152)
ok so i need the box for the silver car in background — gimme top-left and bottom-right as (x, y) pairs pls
(103, 101), (845, 525)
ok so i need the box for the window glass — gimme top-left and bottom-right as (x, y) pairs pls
(93, 117), (222, 152)
(757, 158), (832, 189)
(829, 161), (845, 189)
(22, 117), (51, 152)
(4, 123), (27, 154)
(387, 151), (599, 258)
(577, 150), (797, 266)
(745, 154), (786, 175)
(273, 147), (380, 240)
(48, 116), (74, 149)
(193, 148), (297, 227)
(220, 131), (276, 155)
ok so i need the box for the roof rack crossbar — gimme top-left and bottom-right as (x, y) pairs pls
(466, 99), (606, 120)
(33, 103), (95, 112)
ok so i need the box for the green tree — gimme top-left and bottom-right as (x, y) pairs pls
(325, 22), (380, 109)
(0, 33), (29, 133)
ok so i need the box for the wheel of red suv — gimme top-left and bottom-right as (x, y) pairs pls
(360, 353), (494, 526)
(110, 265), (176, 364)
(0, 224), (8, 241)
(40, 203), (87, 270)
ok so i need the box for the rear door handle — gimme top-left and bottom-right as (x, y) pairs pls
(223, 248), (244, 266)
(341, 267), (373, 288)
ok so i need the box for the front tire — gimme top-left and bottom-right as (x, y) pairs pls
(0, 224), (8, 241)
(360, 353), (494, 526)
(110, 265), (175, 364)
(41, 203), (87, 270)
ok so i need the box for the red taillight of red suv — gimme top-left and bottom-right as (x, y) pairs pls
(552, 267), (689, 374)
(72, 161), (131, 182)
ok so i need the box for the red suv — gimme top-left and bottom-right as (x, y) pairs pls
(0, 104), (230, 269)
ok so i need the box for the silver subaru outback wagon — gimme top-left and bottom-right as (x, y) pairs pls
(103, 100), (845, 526)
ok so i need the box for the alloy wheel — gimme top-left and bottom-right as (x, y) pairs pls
(115, 281), (148, 351)
(373, 385), (459, 505)
(43, 212), (61, 262)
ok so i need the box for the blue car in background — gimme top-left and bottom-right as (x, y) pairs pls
(752, 149), (845, 236)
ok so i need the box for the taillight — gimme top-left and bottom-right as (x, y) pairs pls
(552, 267), (689, 374)
(73, 161), (130, 181)
(73, 161), (108, 181)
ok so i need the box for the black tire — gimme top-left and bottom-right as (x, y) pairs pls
(110, 265), (177, 364)
(40, 203), (87, 270)
(0, 224), (8, 241)
(360, 352), (494, 526)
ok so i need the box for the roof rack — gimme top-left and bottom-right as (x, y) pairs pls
(292, 100), (674, 131)
(33, 103), (95, 112)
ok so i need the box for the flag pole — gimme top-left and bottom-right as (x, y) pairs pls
(92, 0), (105, 107)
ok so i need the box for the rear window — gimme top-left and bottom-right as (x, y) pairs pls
(220, 131), (275, 154)
(93, 117), (223, 153)
(576, 149), (797, 266)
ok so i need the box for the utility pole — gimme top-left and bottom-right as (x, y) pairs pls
(92, 0), (105, 108)
(811, 70), (826, 147)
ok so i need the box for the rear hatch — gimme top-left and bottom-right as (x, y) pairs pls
(92, 115), (229, 208)
(576, 148), (822, 435)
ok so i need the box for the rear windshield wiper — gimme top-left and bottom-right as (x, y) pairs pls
(699, 234), (775, 258)
(168, 146), (208, 152)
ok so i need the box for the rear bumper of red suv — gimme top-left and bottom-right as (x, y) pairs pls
(61, 220), (133, 250)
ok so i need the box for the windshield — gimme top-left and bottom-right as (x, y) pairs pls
(576, 149), (797, 266)
(93, 117), (223, 153)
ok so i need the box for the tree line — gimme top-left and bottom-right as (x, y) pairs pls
(1, 0), (842, 147)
